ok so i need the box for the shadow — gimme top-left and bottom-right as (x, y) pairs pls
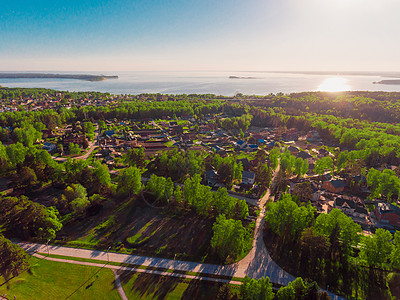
(119, 270), (179, 300)
(85, 281), (94, 289)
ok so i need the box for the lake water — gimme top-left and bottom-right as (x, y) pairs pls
(1, 71), (399, 96)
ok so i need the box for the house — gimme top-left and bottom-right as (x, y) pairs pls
(288, 145), (299, 154)
(242, 171), (256, 185)
(323, 179), (346, 193)
(42, 142), (56, 152)
(204, 169), (218, 187)
(104, 130), (115, 137)
(296, 151), (313, 161)
(334, 197), (368, 219)
(346, 175), (368, 190)
(236, 140), (247, 149)
(375, 202), (400, 226)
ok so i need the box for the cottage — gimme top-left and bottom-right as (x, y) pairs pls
(375, 202), (400, 226)
(242, 171), (256, 185)
(323, 179), (346, 193)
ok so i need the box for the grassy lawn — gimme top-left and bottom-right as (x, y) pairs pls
(119, 271), (240, 300)
(0, 257), (120, 300)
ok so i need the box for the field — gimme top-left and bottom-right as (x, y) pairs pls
(59, 196), (220, 263)
(0, 257), (120, 300)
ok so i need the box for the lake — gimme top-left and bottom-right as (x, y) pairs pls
(1, 71), (399, 96)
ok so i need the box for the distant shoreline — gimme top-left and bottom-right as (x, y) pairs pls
(373, 80), (400, 85)
(0, 73), (118, 82)
(229, 75), (260, 79)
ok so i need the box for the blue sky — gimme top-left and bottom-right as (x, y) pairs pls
(1, 0), (399, 71)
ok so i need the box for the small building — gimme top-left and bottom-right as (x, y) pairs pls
(242, 171), (256, 185)
(204, 169), (218, 187)
(104, 130), (116, 137)
(42, 142), (56, 152)
(375, 202), (400, 226)
(323, 179), (346, 193)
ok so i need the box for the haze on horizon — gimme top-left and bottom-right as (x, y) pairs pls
(1, 0), (399, 72)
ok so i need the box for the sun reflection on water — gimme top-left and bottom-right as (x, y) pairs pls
(317, 77), (351, 92)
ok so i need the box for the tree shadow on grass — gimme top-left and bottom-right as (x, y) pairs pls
(181, 279), (224, 300)
(118, 271), (179, 300)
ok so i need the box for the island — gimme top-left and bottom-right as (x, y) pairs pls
(229, 75), (259, 79)
(373, 79), (400, 85)
(0, 73), (118, 81)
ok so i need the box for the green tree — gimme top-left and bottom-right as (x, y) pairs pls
(391, 231), (400, 269)
(117, 166), (142, 197)
(0, 235), (29, 280)
(359, 228), (394, 267)
(240, 276), (274, 300)
(314, 208), (361, 255)
(6, 142), (27, 167)
(211, 214), (248, 260)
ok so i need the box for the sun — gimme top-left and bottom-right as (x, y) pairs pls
(317, 77), (351, 92)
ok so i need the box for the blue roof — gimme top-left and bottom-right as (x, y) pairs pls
(105, 130), (115, 136)
(237, 140), (246, 146)
(43, 142), (53, 147)
(248, 144), (258, 149)
(242, 171), (255, 179)
(258, 139), (265, 143)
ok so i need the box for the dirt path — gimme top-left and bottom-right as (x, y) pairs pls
(111, 269), (129, 300)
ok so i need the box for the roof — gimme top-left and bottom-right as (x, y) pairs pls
(237, 140), (246, 146)
(329, 179), (346, 189)
(335, 197), (356, 209)
(205, 169), (217, 179)
(43, 142), (54, 147)
(377, 202), (400, 215)
(242, 171), (255, 180)
(296, 151), (312, 159)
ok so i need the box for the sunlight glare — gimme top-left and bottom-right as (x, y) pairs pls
(317, 77), (351, 92)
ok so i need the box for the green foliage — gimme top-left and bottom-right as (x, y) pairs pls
(6, 142), (27, 167)
(183, 174), (213, 215)
(314, 156), (334, 175)
(265, 193), (315, 238)
(154, 149), (204, 182)
(13, 124), (42, 147)
(92, 160), (111, 188)
(391, 231), (400, 269)
(359, 228), (394, 267)
(0, 235), (29, 280)
(240, 276), (274, 300)
(117, 166), (142, 197)
(268, 148), (280, 170)
(62, 183), (89, 215)
(314, 208), (361, 254)
(145, 174), (174, 202)
(212, 154), (243, 186)
(68, 142), (81, 155)
(124, 147), (145, 168)
(221, 114), (252, 132)
(367, 168), (400, 201)
(0, 196), (62, 240)
(211, 214), (249, 260)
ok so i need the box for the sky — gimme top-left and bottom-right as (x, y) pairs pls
(1, 0), (400, 72)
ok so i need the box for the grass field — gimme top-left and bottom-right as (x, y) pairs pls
(0, 257), (120, 300)
(119, 271), (240, 300)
